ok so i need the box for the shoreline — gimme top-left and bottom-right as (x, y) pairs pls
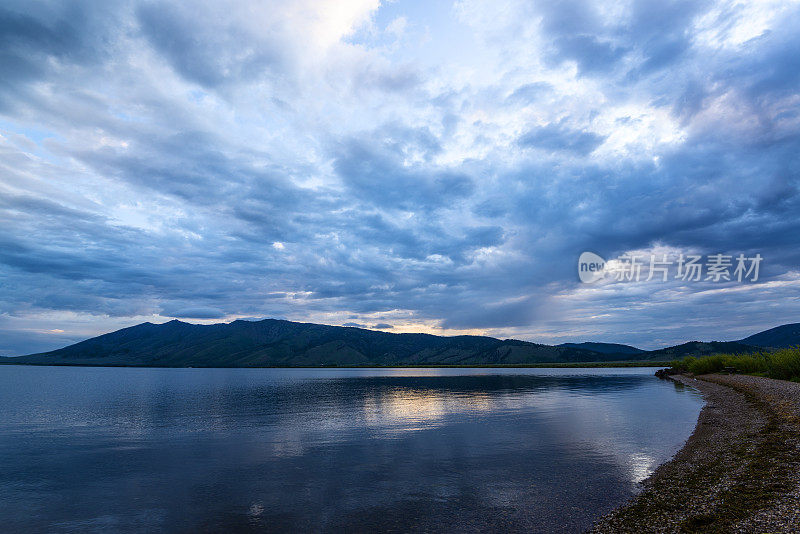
(590, 373), (800, 532)
(0, 361), (670, 368)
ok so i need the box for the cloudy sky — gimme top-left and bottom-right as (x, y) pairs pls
(1, 0), (800, 355)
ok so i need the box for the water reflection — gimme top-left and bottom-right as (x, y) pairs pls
(0, 366), (703, 533)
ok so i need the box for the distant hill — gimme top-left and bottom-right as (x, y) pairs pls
(640, 341), (760, 360)
(557, 342), (644, 355)
(5, 319), (797, 368)
(738, 323), (800, 348)
(7, 319), (636, 367)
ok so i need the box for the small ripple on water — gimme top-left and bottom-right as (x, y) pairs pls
(0, 365), (703, 533)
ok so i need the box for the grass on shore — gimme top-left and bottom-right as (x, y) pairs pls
(670, 347), (800, 382)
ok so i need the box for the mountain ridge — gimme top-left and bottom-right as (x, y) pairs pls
(3, 319), (798, 367)
(738, 322), (800, 348)
(557, 342), (644, 355)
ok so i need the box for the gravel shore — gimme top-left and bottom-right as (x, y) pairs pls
(589, 373), (800, 533)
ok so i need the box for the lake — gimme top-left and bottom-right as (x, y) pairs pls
(0, 366), (703, 533)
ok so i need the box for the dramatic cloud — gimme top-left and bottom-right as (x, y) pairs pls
(1, 0), (800, 355)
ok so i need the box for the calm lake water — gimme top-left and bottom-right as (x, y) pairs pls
(0, 366), (703, 533)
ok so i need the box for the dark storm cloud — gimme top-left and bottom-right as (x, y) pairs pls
(504, 130), (800, 272)
(135, 2), (283, 88)
(441, 295), (542, 330)
(74, 130), (261, 201)
(356, 63), (423, 93)
(536, 0), (711, 77)
(506, 82), (553, 105)
(160, 306), (227, 319)
(518, 122), (606, 155)
(625, 0), (709, 75)
(333, 135), (474, 210)
(0, 1), (121, 109)
(551, 35), (627, 74)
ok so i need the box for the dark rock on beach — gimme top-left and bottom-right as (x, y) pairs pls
(654, 367), (681, 379)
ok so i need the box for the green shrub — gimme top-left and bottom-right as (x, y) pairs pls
(765, 347), (800, 382)
(671, 357), (693, 372)
(728, 354), (767, 374)
(674, 348), (800, 382)
(686, 354), (726, 375)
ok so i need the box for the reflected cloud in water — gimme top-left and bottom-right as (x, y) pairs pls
(0, 366), (702, 533)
